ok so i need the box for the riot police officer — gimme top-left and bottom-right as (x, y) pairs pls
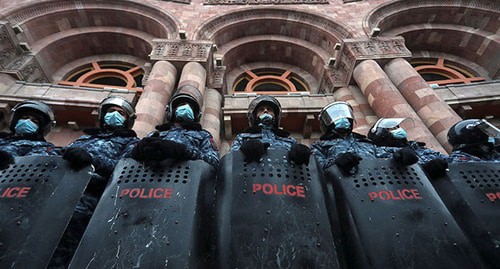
(50, 96), (139, 267)
(230, 95), (311, 165)
(130, 93), (219, 168)
(368, 117), (449, 178)
(311, 101), (382, 173)
(0, 100), (58, 170)
(447, 119), (499, 162)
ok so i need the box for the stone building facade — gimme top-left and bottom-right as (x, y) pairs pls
(0, 0), (498, 154)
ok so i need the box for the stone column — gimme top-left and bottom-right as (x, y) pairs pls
(201, 88), (222, 148)
(176, 62), (206, 108)
(133, 61), (177, 138)
(333, 86), (371, 136)
(351, 85), (378, 135)
(353, 60), (446, 153)
(385, 58), (461, 153)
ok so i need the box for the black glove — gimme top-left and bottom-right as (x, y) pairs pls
(288, 143), (311, 165)
(131, 138), (190, 162)
(161, 140), (191, 161)
(422, 159), (448, 179)
(334, 152), (362, 173)
(393, 147), (419, 166)
(63, 147), (93, 170)
(0, 150), (14, 170)
(131, 137), (169, 161)
(240, 140), (270, 163)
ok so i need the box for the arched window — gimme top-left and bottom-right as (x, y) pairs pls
(59, 61), (144, 91)
(411, 58), (485, 86)
(233, 68), (308, 94)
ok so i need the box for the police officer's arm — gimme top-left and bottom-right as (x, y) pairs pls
(230, 133), (244, 152)
(120, 137), (140, 159)
(311, 142), (329, 170)
(415, 148), (448, 164)
(196, 131), (219, 168)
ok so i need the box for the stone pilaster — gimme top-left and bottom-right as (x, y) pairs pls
(201, 89), (222, 148)
(384, 58), (462, 153)
(176, 62), (207, 109)
(353, 60), (446, 153)
(133, 61), (177, 138)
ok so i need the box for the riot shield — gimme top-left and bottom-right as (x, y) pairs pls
(69, 158), (216, 269)
(0, 156), (92, 269)
(325, 159), (487, 269)
(431, 162), (500, 268)
(214, 150), (342, 269)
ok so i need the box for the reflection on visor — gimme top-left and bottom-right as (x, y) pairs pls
(375, 118), (406, 129)
(321, 104), (354, 125)
(478, 120), (500, 138)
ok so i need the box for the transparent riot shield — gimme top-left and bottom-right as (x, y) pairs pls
(0, 156), (92, 269)
(431, 162), (500, 268)
(69, 158), (216, 268)
(214, 150), (343, 269)
(325, 159), (487, 269)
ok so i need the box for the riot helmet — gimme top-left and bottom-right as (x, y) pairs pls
(10, 100), (55, 136)
(319, 101), (354, 133)
(99, 96), (136, 129)
(247, 95), (282, 128)
(368, 118), (409, 146)
(448, 119), (499, 150)
(166, 94), (201, 123)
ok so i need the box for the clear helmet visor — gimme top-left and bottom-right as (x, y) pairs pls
(477, 119), (500, 138)
(321, 103), (354, 126)
(371, 117), (414, 133)
(477, 119), (500, 147)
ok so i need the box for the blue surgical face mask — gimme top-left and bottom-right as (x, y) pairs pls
(488, 137), (496, 144)
(104, 111), (126, 127)
(175, 104), (194, 122)
(15, 119), (39, 135)
(334, 118), (351, 130)
(391, 127), (407, 140)
(258, 113), (274, 127)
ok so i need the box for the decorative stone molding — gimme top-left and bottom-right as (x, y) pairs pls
(150, 40), (213, 63)
(2, 54), (49, 83)
(320, 36), (411, 91)
(209, 66), (226, 90)
(5, 0), (178, 38)
(0, 22), (21, 69)
(365, 0), (500, 34)
(204, 0), (327, 5)
(195, 8), (353, 41)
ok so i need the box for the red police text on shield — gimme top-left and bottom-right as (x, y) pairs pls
(0, 187), (31, 198)
(368, 189), (422, 201)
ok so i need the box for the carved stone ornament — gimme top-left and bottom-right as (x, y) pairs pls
(2, 54), (49, 83)
(0, 22), (21, 69)
(321, 36), (411, 92)
(150, 40), (213, 63)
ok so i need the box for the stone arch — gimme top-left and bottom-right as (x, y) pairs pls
(1, 0), (180, 82)
(365, 0), (500, 79)
(194, 7), (354, 93)
(195, 7), (354, 52)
